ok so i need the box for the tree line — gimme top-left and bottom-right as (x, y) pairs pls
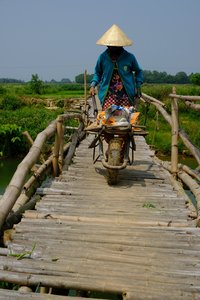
(75, 71), (200, 85)
(0, 78), (72, 84)
(1, 71), (200, 85)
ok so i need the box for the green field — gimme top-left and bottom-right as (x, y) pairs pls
(0, 82), (199, 159)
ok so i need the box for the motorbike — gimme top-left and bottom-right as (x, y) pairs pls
(85, 96), (146, 185)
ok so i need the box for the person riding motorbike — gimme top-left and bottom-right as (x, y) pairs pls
(89, 24), (144, 111)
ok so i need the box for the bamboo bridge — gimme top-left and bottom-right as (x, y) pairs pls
(0, 90), (200, 299)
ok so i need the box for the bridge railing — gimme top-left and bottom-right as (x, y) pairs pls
(0, 113), (84, 232)
(141, 88), (200, 226)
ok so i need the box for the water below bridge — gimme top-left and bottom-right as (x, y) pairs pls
(0, 157), (21, 195)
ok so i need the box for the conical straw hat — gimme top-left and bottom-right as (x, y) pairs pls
(96, 24), (133, 46)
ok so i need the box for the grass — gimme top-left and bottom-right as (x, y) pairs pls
(142, 83), (200, 99)
(143, 202), (156, 209)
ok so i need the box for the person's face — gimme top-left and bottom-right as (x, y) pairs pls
(107, 46), (123, 55)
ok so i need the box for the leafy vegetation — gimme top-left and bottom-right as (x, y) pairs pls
(143, 202), (156, 209)
(143, 71), (190, 84)
(0, 107), (65, 157)
(190, 73), (200, 86)
(0, 95), (24, 110)
(29, 74), (44, 94)
(0, 124), (23, 157)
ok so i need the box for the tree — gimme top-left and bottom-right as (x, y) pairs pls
(142, 70), (189, 84)
(75, 73), (93, 84)
(189, 73), (200, 86)
(29, 74), (43, 94)
(50, 79), (57, 83)
(174, 72), (189, 84)
(60, 78), (71, 83)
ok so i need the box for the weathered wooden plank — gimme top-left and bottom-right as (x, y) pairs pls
(8, 238), (200, 259)
(1, 255), (200, 287)
(0, 289), (105, 300)
(0, 267), (200, 300)
(21, 212), (189, 228)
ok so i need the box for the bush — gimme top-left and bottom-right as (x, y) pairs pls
(0, 106), (79, 157)
(29, 74), (44, 94)
(0, 124), (24, 157)
(0, 95), (23, 110)
(0, 106), (63, 139)
(0, 85), (6, 95)
(190, 73), (200, 86)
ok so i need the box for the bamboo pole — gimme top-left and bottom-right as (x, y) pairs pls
(142, 94), (172, 126)
(63, 122), (85, 170)
(57, 116), (64, 172)
(185, 101), (200, 112)
(18, 286), (33, 293)
(177, 170), (200, 227)
(22, 142), (70, 194)
(52, 121), (60, 177)
(179, 128), (200, 166)
(4, 195), (41, 231)
(83, 69), (88, 125)
(169, 93), (200, 112)
(155, 157), (200, 224)
(171, 87), (179, 176)
(22, 130), (34, 145)
(141, 93), (166, 107)
(40, 286), (50, 294)
(52, 115), (65, 175)
(84, 69), (87, 105)
(22, 131), (45, 164)
(178, 163), (200, 182)
(169, 94), (200, 101)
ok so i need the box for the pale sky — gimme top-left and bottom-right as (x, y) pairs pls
(0, 0), (199, 81)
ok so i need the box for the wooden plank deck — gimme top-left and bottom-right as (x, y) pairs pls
(1, 135), (200, 299)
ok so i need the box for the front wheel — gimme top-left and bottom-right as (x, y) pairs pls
(107, 138), (123, 185)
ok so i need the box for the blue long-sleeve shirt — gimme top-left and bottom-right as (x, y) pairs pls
(91, 48), (143, 107)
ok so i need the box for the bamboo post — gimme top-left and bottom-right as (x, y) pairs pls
(40, 286), (50, 294)
(22, 130), (34, 145)
(52, 119), (61, 177)
(84, 69), (87, 103)
(22, 131), (45, 163)
(57, 115), (64, 172)
(171, 86), (179, 177)
(83, 69), (88, 124)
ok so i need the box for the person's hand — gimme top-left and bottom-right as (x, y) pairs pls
(89, 86), (96, 96)
(135, 87), (141, 98)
